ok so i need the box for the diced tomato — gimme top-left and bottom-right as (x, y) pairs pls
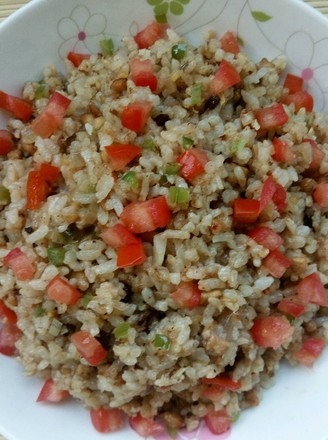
(272, 137), (295, 164)
(4, 248), (35, 281)
(259, 175), (287, 213)
(220, 31), (240, 55)
(277, 298), (305, 318)
(201, 375), (241, 391)
(209, 60), (241, 95)
(303, 138), (325, 170)
(313, 183), (328, 208)
(248, 226), (283, 251)
(121, 101), (152, 132)
(262, 250), (291, 278)
(31, 91), (71, 138)
(120, 196), (171, 234)
(105, 144), (142, 171)
(177, 148), (209, 181)
(67, 51), (91, 68)
(296, 272), (327, 306)
(90, 408), (125, 433)
(0, 323), (21, 356)
(255, 103), (288, 131)
(0, 130), (14, 155)
(71, 330), (107, 366)
(129, 414), (164, 437)
(283, 73), (303, 94)
(116, 240), (146, 268)
(39, 163), (60, 183)
(134, 21), (168, 49)
(201, 386), (225, 402)
(293, 338), (326, 368)
(0, 299), (17, 325)
(26, 170), (48, 210)
(204, 409), (231, 435)
(100, 224), (139, 249)
(46, 275), (82, 306)
(283, 90), (314, 113)
(171, 281), (202, 310)
(251, 315), (294, 349)
(36, 378), (69, 403)
(130, 59), (158, 92)
(233, 198), (260, 223)
(0, 90), (33, 121)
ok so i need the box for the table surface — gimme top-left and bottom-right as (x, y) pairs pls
(0, 0), (327, 439)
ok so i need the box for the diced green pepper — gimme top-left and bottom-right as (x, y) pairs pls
(154, 334), (171, 350)
(191, 83), (202, 106)
(182, 136), (194, 149)
(164, 163), (181, 175)
(100, 38), (114, 56)
(122, 171), (139, 189)
(169, 186), (190, 204)
(35, 84), (47, 99)
(34, 305), (46, 318)
(81, 291), (94, 307)
(114, 322), (130, 340)
(49, 319), (63, 337)
(0, 187), (10, 205)
(47, 247), (66, 267)
(143, 138), (157, 150)
(171, 43), (186, 60)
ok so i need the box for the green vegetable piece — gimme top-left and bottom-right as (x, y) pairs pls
(81, 291), (94, 308)
(35, 84), (46, 99)
(182, 136), (194, 149)
(231, 138), (247, 154)
(169, 186), (190, 204)
(47, 247), (66, 267)
(143, 138), (157, 150)
(154, 334), (171, 350)
(171, 43), (186, 60)
(100, 38), (114, 56)
(191, 83), (202, 105)
(49, 319), (63, 337)
(34, 305), (46, 318)
(114, 322), (130, 340)
(159, 174), (169, 185)
(0, 187), (10, 205)
(165, 163), (181, 175)
(122, 171), (139, 189)
(232, 412), (241, 423)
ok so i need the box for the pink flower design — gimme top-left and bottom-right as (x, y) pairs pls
(155, 422), (231, 440)
(57, 5), (108, 59)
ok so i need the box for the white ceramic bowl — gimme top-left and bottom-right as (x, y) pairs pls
(1, 1), (328, 439)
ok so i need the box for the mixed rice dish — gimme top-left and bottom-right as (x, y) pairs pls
(0, 20), (328, 436)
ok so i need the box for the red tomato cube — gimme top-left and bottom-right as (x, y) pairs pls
(116, 241), (147, 268)
(4, 248), (35, 281)
(201, 375), (241, 391)
(71, 330), (107, 366)
(204, 409), (231, 435)
(90, 408), (125, 433)
(67, 51), (91, 67)
(262, 250), (291, 278)
(293, 338), (326, 368)
(248, 226), (284, 251)
(209, 60), (241, 95)
(233, 198), (260, 223)
(259, 175), (287, 213)
(105, 144), (142, 171)
(177, 148), (209, 181)
(0, 299), (17, 325)
(39, 163), (60, 183)
(37, 378), (69, 403)
(297, 273), (327, 306)
(313, 183), (328, 208)
(134, 21), (168, 49)
(255, 103), (288, 131)
(0, 130), (14, 155)
(283, 73), (303, 94)
(129, 414), (164, 437)
(0, 323), (21, 356)
(121, 101), (152, 132)
(303, 138), (324, 170)
(46, 275), (82, 306)
(100, 224), (139, 249)
(0, 90), (33, 121)
(283, 90), (314, 113)
(277, 298), (305, 318)
(26, 170), (48, 210)
(251, 315), (294, 349)
(171, 281), (202, 310)
(220, 31), (240, 55)
(272, 137), (295, 164)
(130, 58), (158, 92)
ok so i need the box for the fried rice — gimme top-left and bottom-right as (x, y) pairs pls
(0, 24), (328, 435)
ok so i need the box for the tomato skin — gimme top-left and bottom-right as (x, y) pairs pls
(260, 176), (287, 213)
(204, 409), (231, 435)
(177, 148), (209, 181)
(209, 60), (241, 95)
(233, 198), (260, 223)
(0, 130), (14, 155)
(134, 21), (168, 49)
(116, 241), (146, 268)
(283, 90), (314, 112)
(26, 170), (48, 210)
(31, 92), (71, 138)
(251, 315), (294, 349)
(67, 51), (91, 67)
(3, 248), (35, 281)
(262, 250), (291, 278)
(255, 103), (288, 131)
(0, 323), (21, 356)
(71, 330), (107, 366)
(277, 298), (305, 318)
(0, 90), (33, 121)
(248, 226), (283, 251)
(313, 183), (328, 208)
(272, 137), (295, 164)
(201, 375), (241, 391)
(36, 378), (69, 403)
(293, 338), (326, 368)
(121, 101), (152, 132)
(296, 273), (327, 306)
(90, 408), (125, 433)
(303, 138), (324, 170)
(171, 281), (202, 310)
(105, 144), (142, 171)
(130, 59), (158, 92)
(0, 300), (17, 325)
(46, 275), (82, 306)
(120, 196), (171, 234)
(220, 31), (240, 55)
(100, 224), (139, 249)
(129, 414), (165, 437)
(283, 73), (303, 94)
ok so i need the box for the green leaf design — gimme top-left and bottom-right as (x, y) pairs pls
(170, 0), (184, 15)
(176, 0), (190, 4)
(237, 35), (244, 47)
(251, 10), (272, 22)
(156, 14), (168, 23)
(147, 0), (163, 5)
(154, 1), (169, 16)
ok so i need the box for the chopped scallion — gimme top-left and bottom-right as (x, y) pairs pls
(81, 291), (94, 307)
(100, 38), (114, 56)
(122, 171), (139, 189)
(182, 136), (194, 149)
(231, 138), (247, 154)
(143, 138), (156, 150)
(191, 83), (202, 106)
(171, 43), (186, 60)
(0, 187), (10, 205)
(34, 305), (46, 318)
(164, 163), (181, 175)
(154, 334), (171, 350)
(159, 175), (169, 185)
(49, 319), (63, 337)
(114, 322), (130, 340)
(169, 186), (190, 204)
(47, 247), (66, 267)
(35, 84), (46, 99)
